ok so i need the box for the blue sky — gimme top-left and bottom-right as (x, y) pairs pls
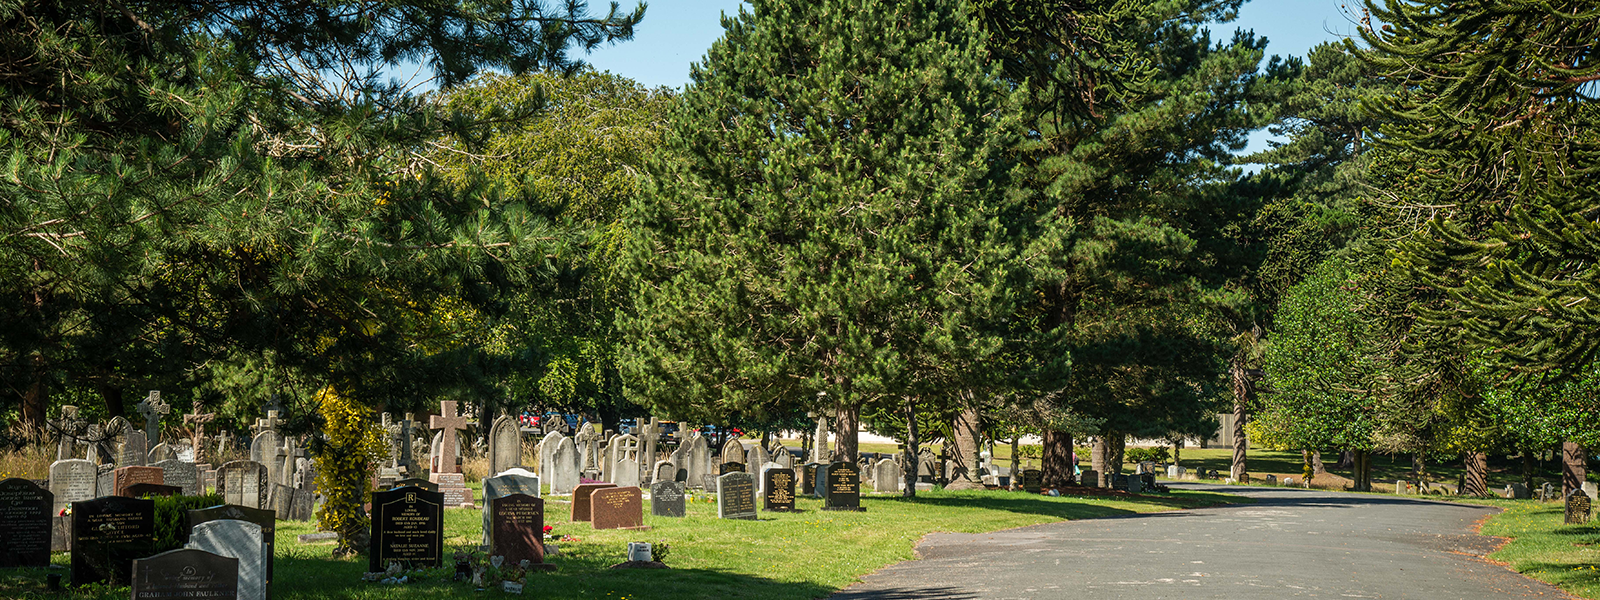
(580, 0), (1369, 154)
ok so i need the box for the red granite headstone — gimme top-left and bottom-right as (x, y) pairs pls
(570, 482), (617, 522)
(590, 487), (647, 531)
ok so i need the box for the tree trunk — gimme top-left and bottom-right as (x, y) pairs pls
(1523, 450), (1535, 490)
(1042, 429), (1073, 488)
(1172, 439), (1181, 468)
(1229, 357), (1251, 482)
(947, 407), (983, 490)
(21, 354), (49, 429)
(99, 383), (125, 419)
(1311, 451), (1326, 476)
(1010, 436), (1021, 489)
(1351, 449), (1371, 491)
(1110, 433), (1126, 474)
(834, 403), (859, 463)
(1563, 441), (1586, 499)
(902, 397), (918, 498)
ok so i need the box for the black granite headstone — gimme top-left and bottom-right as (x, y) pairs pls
(763, 468), (796, 512)
(1111, 474), (1129, 491)
(391, 478), (438, 492)
(823, 462), (864, 511)
(369, 486), (444, 572)
(188, 504), (276, 597)
(132, 548), (239, 600)
(719, 462), (745, 475)
(72, 496), (155, 586)
(126, 483), (183, 498)
(650, 481), (686, 518)
(0, 478), (52, 567)
(1022, 469), (1043, 493)
(802, 463), (821, 498)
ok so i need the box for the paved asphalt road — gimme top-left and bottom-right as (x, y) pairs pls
(833, 482), (1569, 600)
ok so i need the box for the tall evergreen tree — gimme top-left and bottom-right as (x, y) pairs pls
(617, 0), (1026, 465)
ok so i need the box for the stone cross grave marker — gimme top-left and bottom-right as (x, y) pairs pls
(137, 390), (170, 447)
(429, 401), (472, 476)
(369, 486), (445, 572)
(0, 478), (53, 567)
(482, 469), (540, 547)
(651, 481), (686, 518)
(571, 482), (617, 522)
(1568, 491), (1593, 525)
(823, 461), (864, 511)
(217, 461), (270, 509)
(763, 467), (796, 512)
(608, 433), (641, 487)
(184, 400), (217, 465)
(189, 504), (275, 598)
(275, 436), (304, 490)
(186, 519), (264, 600)
(717, 471), (757, 520)
(132, 548), (239, 600)
(489, 494), (556, 571)
(592, 486), (646, 531)
(637, 417), (660, 484)
(72, 495), (154, 586)
(488, 413), (523, 477)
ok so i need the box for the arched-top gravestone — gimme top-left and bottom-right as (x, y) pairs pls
(488, 414), (523, 477)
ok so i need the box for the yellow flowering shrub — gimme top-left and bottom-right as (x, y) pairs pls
(311, 386), (386, 557)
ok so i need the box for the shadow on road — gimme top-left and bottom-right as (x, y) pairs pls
(831, 584), (977, 599)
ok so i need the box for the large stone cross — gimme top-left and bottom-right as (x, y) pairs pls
(51, 405), (88, 460)
(254, 408), (283, 436)
(137, 390), (170, 444)
(277, 436), (304, 486)
(184, 400), (217, 464)
(575, 421), (604, 472)
(216, 430), (234, 457)
(430, 401), (472, 475)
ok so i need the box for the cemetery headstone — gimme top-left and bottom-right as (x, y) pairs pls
(591, 486), (646, 530)
(721, 438), (746, 469)
(120, 429), (150, 468)
(653, 460), (678, 485)
(184, 401), (218, 465)
(136, 391), (170, 449)
(549, 437), (580, 494)
(1021, 469), (1042, 493)
(131, 548), (238, 600)
(774, 449), (795, 469)
(1079, 469), (1098, 488)
(49, 458), (96, 515)
(428, 400), (472, 476)
(188, 505), (275, 598)
(823, 462), (863, 511)
(155, 459), (201, 496)
(575, 422), (603, 477)
(269, 483), (314, 521)
(1139, 472), (1156, 491)
(72, 495), (155, 586)
(650, 481), (686, 518)
(1111, 474), (1129, 491)
(746, 444), (770, 472)
(148, 443), (175, 464)
(369, 486), (445, 572)
(482, 469), (540, 546)
(685, 434), (712, 489)
(802, 463), (822, 498)
(717, 472), (757, 520)
(487, 414), (523, 477)
(872, 459), (900, 493)
(217, 461), (270, 509)
(186, 519), (264, 600)
(720, 462), (746, 475)
(52, 405), (89, 461)
(431, 472), (475, 508)
(489, 494), (556, 571)
(0, 478), (52, 567)
(571, 482), (618, 522)
(114, 465), (164, 497)
(763, 468), (796, 512)
(1568, 491), (1593, 525)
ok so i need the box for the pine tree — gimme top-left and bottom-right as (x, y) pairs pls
(0, 0), (644, 424)
(617, 0), (1026, 465)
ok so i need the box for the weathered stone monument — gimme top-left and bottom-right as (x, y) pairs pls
(487, 413), (523, 477)
(217, 461), (270, 509)
(184, 400), (218, 465)
(873, 459), (901, 493)
(717, 471), (757, 520)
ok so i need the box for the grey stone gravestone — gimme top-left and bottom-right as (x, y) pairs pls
(686, 434), (712, 489)
(217, 461), (270, 509)
(721, 438), (746, 469)
(186, 519), (264, 600)
(747, 444), (770, 473)
(873, 459), (901, 493)
(763, 468), (796, 512)
(49, 458), (95, 516)
(120, 429), (149, 468)
(774, 449), (795, 469)
(188, 505), (275, 598)
(269, 483), (314, 521)
(489, 494), (556, 570)
(1080, 469), (1099, 488)
(132, 548), (238, 600)
(369, 486), (445, 572)
(482, 469), (540, 546)
(549, 436), (580, 494)
(155, 459), (201, 496)
(591, 486), (646, 530)
(0, 478), (52, 567)
(148, 443), (175, 464)
(651, 480), (686, 518)
(717, 472), (757, 520)
(653, 460), (678, 484)
(488, 414), (523, 477)
(823, 462), (863, 511)
(72, 495), (154, 586)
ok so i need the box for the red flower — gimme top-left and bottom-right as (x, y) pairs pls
(543, 526), (553, 533)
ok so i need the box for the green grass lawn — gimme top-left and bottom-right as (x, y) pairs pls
(1468, 499), (1600, 599)
(2, 486), (1242, 600)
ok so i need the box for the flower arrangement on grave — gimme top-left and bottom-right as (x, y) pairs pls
(542, 525), (555, 540)
(311, 386), (387, 557)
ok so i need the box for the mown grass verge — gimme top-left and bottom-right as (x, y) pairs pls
(1, 487), (1241, 600)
